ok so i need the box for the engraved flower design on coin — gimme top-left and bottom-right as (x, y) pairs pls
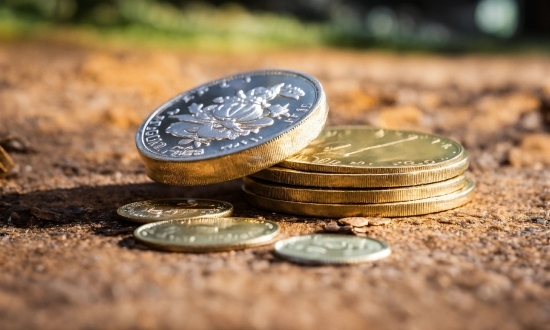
(166, 83), (305, 147)
(136, 69), (328, 185)
(117, 198), (233, 223)
(274, 234), (391, 264)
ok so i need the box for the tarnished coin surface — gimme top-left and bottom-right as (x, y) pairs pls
(243, 174), (465, 204)
(252, 153), (468, 188)
(134, 217), (280, 252)
(280, 126), (465, 174)
(117, 198), (233, 223)
(244, 178), (475, 217)
(136, 69), (328, 186)
(274, 234), (391, 264)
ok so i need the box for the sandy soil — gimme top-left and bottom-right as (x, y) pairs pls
(1, 40), (550, 330)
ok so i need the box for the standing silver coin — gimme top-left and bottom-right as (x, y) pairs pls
(136, 69), (328, 186)
(274, 234), (391, 264)
(117, 198), (233, 223)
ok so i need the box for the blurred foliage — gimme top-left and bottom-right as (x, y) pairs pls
(0, 0), (547, 52)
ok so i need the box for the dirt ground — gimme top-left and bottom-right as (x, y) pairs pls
(1, 40), (550, 330)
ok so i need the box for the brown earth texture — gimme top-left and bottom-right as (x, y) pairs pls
(1, 40), (550, 330)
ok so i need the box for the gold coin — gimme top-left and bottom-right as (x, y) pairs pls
(274, 234), (391, 265)
(117, 198), (233, 223)
(251, 152), (468, 188)
(133, 217), (280, 252)
(0, 145), (15, 174)
(243, 178), (475, 217)
(136, 70), (328, 186)
(243, 174), (465, 204)
(280, 126), (465, 174)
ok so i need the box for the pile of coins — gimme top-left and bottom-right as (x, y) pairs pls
(127, 69), (476, 263)
(243, 126), (474, 217)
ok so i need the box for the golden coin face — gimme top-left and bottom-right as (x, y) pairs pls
(274, 234), (391, 264)
(243, 175), (466, 204)
(117, 198), (233, 223)
(244, 178), (475, 218)
(281, 126), (465, 174)
(133, 217), (280, 252)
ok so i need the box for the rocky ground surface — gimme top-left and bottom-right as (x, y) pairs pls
(1, 40), (550, 329)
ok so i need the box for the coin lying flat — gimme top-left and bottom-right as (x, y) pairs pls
(136, 69), (328, 186)
(134, 217), (280, 252)
(0, 145), (15, 174)
(274, 234), (391, 264)
(251, 153), (468, 188)
(117, 198), (233, 223)
(244, 178), (475, 217)
(280, 126), (465, 174)
(243, 174), (465, 204)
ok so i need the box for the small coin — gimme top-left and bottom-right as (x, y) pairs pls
(243, 174), (465, 203)
(251, 153), (468, 188)
(280, 126), (465, 174)
(134, 217), (280, 252)
(0, 145), (15, 174)
(274, 234), (391, 264)
(136, 69), (328, 186)
(117, 198), (233, 223)
(244, 178), (475, 218)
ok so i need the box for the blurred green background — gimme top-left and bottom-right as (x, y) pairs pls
(1, 0), (549, 51)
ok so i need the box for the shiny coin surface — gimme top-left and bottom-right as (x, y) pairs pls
(244, 178), (475, 217)
(134, 217), (280, 252)
(0, 145), (15, 174)
(117, 198), (233, 223)
(274, 234), (391, 264)
(243, 174), (465, 204)
(136, 69), (328, 186)
(280, 126), (465, 174)
(252, 153), (468, 188)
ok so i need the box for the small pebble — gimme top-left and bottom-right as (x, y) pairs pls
(338, 217), (370, 227)
(352, 226), (368, 234)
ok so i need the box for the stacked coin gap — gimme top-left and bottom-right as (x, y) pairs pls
(243, 126), (474, 217)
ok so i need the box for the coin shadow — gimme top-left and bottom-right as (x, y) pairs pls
(0, 179), (244, 229)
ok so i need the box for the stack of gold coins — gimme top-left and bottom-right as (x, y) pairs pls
(243, 126), (475, 217)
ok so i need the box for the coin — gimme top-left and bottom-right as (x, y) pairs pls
(243, 178), (475, 217)
(243, 174), (465, 204)
(280, 126), (465, 174)
(274, 234), (391, 264)
(134, 217), (280, 252)
(0, 145), (15, 174)
(251, 152), (468, 188)
(117, 198), (233, 223)
(136, 69), (328, 186)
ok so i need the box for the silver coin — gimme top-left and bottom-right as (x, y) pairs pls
(134, 217), (280, 252)
(117, 198), (233, 223)
(274, 234), (391, 264)
(136, 69), (328, 185)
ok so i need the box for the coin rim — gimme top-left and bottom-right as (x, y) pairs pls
(133, 217), (280, 252)
(0, 145), (15, 173)
(136, 69), (329, 186)
(274, 234), (391, 265)
(251, 152), (469, 188)
(243, 174), (466, 204)
(243, 178), (476, 217)
(279, 126), (465, 174)
(117, 198), (234, 223)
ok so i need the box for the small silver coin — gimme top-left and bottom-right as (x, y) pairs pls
(117, 198), (233, 223)
(274, 234), (391, 264)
